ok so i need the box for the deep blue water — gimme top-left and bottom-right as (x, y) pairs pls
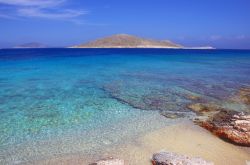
(0, 48), (250, 164)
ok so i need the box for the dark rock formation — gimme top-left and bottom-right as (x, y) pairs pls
(152, 151), (213, 165)
(160, 111), (187, 119)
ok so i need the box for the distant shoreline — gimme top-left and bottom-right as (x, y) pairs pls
(68, 47), (215, 49)
(3, 48), (250, 50)
(1, 47), (215, 50)
(4, 34), (216, 49)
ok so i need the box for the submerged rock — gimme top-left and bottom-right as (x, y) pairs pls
(197, 111), (250, 146)
(160, 111), (187, 119)
(184, 94), (202, 101)
(186, 103), (221, 116)
(230, 87), (250, 106)
(187, 103), (211, 113)
(152, 151), (213, 165)
(102, 82), (189, 113)
(89, 157), (125, 165)
(237, 87), (250, 105)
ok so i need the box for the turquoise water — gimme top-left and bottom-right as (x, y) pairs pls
(0, 49), (250, 164)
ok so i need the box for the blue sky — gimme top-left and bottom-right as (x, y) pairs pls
(0, 0), (250, 48)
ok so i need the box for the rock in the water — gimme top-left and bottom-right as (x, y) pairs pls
(187, 103), (224, 120)
(231, 87), (250, 105)
(152, 152), (213, 165)
(184, 94), (202, 101)
(89, 157), (125, 165)
(197, 111), (250, 146)
(237, 87), (250, 104)
(186, 103), (220, 115)
(187, 103), (210, 113)
(160, 112), (186, 119)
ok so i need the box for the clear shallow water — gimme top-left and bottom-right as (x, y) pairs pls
(0, 49), (250, 164)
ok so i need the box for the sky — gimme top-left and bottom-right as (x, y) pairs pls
(0, 0), (250, 49)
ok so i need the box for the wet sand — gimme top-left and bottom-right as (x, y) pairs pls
(28, 121), (250, 165)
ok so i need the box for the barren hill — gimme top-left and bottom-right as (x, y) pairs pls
(72, 34), (182, 48)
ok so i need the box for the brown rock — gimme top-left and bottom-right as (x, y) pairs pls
(185, 95), (202, 101)
(186, 87), (250, 146)
(89, 157), (125, 165)
(231, 87), (250, 105)
(152, 151), (213, 165)
(238, 87), (250, 104)
(186, 103), (220, 115)
(160, 111), (187, 119)
(197, 111), (250, 146)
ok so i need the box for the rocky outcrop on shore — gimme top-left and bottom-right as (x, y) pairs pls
(152, 152), (213, 165)
(187, 101), (250, 146)
(89, 157), (125, 165)
(185, 86), (250, 147)
(197, 110), (250, 146)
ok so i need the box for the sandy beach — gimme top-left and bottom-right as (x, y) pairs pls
(29, 121), (250, 165)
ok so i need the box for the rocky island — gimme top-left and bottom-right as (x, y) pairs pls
(71, 34), (183, 48)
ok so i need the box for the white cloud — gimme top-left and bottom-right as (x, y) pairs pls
(0, 0), (86, 20)
(0, 13), (16, 19)
(0, 0), (64, 7)
(18, 8), (86, 19)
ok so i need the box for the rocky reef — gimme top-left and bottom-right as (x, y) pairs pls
(102, 78), (250, 146)
(101, 81), (197, 119)
(152, 152), (213, 165)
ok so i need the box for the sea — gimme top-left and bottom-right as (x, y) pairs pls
(0, 48), (250, 164)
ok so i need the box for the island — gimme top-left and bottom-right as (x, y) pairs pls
(14, 42), (47, 48)
(71, 34), (183, 48)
